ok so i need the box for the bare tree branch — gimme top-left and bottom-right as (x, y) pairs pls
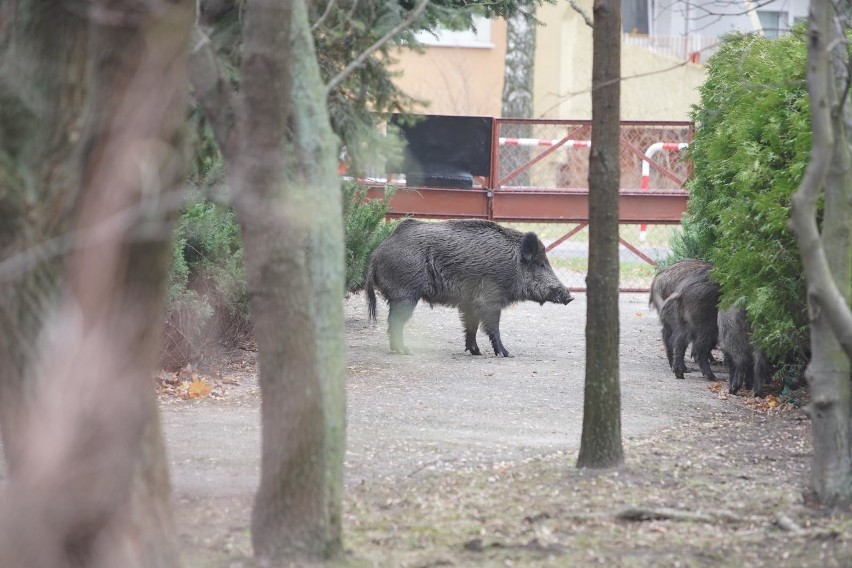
(311, 0), (337, 31)
(324, 0), (430, 96)
(569, 0), (593, 28)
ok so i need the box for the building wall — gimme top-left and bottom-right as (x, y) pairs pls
(534, 1), (707, 121)
(391, 19), (508, 117)
(654, 0), (809, 38)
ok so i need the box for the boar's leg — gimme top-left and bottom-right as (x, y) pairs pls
(693, 337), (717, 381)
(669, 325), (689, 379)
(723, 352), (744, 394)
(661, 321), (675, 368)
(480, 308), (510, 357)
(459, 305), (481, 355)
(692, 324), (718, 381)
(387, 299), (417, 355)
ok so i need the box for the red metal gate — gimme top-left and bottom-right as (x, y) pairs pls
(362, 119), (694, 291)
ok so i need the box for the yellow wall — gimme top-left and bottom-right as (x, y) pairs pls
(534, 1), (706, 121)
(391, 6), (703, 121)
(392, 19), (508, 117)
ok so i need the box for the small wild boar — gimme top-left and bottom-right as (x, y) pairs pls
(659, 273), (720, 381)
(718, 307), (770, 397)
(365, 219), (574, 356)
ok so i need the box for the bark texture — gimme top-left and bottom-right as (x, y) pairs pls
(789, 0), (852, 506)
(0, 0), (192, 565)
(190, 0), (346, 560)
(577, 0), (624, 469)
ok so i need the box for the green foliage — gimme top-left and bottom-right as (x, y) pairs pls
(677, 30), (812, 362)
(197, 0), (549, 176)
(164, 192), (249, 368)
(342, 180), (397, 293)
(173, 194), (248, 314)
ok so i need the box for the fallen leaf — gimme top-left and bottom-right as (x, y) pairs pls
(186, 377), (212, 399)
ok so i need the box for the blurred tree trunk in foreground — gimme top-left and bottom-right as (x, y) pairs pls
(789, 0), (852, 506)
(0, 1), (192, 565)
(190, 0), (346, 561)
(577, 0), (624, 469)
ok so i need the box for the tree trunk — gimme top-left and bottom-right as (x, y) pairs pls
(234, 0), (346, 561)
(789, 0), (852, 506)
(502, 5), (536, 185)
(0, 1), (191, 565)
(577, 0), (624, 469)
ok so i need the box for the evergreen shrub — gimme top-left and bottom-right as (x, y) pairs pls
(343, 180), (398, 294)
(673, 30), (812, 363)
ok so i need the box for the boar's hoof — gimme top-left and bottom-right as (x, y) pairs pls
(390, 345), (412, 355)
(465, 344), (482, 356)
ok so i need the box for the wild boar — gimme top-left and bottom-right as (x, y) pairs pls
(649, 259), (712, 313)
(659, 273), (720, 381)
(718, 307), (770, 397)
(650, 259), (713, 368)
(365, 219), (574, 356)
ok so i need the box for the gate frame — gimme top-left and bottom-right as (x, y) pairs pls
(362, 119), (694, 291)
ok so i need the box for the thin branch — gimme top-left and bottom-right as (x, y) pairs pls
(536, 52), (706, 118)
(324, 0), (430, 96)
(569, 0), (593, 28)
(311, 0), (337, 32)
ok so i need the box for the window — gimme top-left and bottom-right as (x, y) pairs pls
(415, 16), (493, 48)
(757, 11), (788, 38)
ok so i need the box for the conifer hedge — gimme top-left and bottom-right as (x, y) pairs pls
(675, 30), (812, 363)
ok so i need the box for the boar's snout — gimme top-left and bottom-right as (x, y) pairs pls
(551, 287), (574, 305)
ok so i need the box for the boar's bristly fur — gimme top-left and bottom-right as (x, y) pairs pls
(659, 273), (720, 381)
(718, 307), (771, 397)
(365, 219), (573, 356)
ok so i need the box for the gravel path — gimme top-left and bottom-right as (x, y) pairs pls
(161, 292), (729, 496)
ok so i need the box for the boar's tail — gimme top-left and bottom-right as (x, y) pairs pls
(659, 291), (681, 321)
(366, 265), (378, 323)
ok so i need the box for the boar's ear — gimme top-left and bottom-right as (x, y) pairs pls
(521, 232), (538, 263)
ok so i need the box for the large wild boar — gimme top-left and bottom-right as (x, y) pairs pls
(365, 219), (574, 356)
(659, 273), (720, 381)
(718, 307), (771, 397)
(650, 259), (713, 368)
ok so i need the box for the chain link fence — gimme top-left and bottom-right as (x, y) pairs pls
(502, 221), (683, 291)
(495, 120), (692, 290)
(496, 120), (692, 191)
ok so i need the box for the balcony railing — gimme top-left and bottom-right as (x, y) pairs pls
(623, 33), (721, 64)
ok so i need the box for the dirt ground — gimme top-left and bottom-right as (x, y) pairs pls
(162, 293), (852, 567)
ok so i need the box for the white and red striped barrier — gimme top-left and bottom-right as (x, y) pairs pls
(641, 142), (689, 189)
(639, 142), (689, 241)
(499, 138), (591, 148)
(498, 137), (688, 243)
